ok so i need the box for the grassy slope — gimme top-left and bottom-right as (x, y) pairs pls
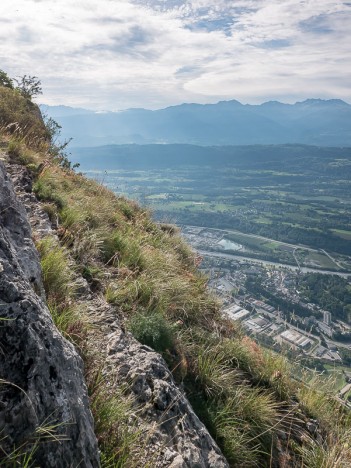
(1, 85), (351, 467)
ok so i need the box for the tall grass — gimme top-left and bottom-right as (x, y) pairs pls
(297, 427), (351, 467)
(128, 310), (176, 353)
(37, 237), (75, 305)
(86, 370), (144, 467)
(195, 346), (240, 398)
(21, 160), (351, 466)
(36, 237), (87, 347)
(0, 86), (49, 150)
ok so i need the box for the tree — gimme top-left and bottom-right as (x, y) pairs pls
(14, 75), (42, 99)
(42, 115), (62, 142)
(42, 113), (79, 170)
(0, 69), (14, 89)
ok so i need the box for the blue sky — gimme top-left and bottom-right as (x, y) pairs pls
(0, 0), (350, 110)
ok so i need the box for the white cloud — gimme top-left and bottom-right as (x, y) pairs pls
(0, 0), (350, 109)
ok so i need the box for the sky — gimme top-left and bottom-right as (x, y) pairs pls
(0, 0), (350, 110)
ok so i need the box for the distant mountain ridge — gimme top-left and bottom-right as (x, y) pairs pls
(40, 99), (351, 147)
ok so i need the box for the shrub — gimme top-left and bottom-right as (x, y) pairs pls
(41, 203), (58, 223)
(128, 310), (176, 353)
(7, 138), (38, 167)
(0, 69), (14, 89)
(33, 178), (66, 209)
(102, 231), (145, 270)
(0, 86), (49, 148)
(14, 75), (42, 100)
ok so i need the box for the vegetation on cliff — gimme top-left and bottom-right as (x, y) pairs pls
(1, 71), (351, 467)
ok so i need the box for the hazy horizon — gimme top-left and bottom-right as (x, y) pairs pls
(40, 96), (351, 114)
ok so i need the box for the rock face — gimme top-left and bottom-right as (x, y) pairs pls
(0, 161), (99, 467)
(105, 328), (229, 467)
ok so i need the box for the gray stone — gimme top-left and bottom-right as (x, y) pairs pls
(306, 420), (318, 435)
(105, 329), (229, 467)
(0, 161), (99, 467)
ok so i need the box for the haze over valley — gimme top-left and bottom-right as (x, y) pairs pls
(42, 98), (351, 147)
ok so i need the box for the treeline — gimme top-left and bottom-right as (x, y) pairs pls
(255, 224), (351, 256)
(298, 273), (351, 323)
(161, 209), (351, 256)
(72, 144), (351, 172)
(245, 277), (319, 319)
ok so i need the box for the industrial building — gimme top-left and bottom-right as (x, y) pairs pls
(280, 330), (313, 349)
(223, 304), (250, 321)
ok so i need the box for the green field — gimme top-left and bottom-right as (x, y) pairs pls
(323, 364), (350, 392)
(333, 229), (351, 240)
(84, 145), (351, 268)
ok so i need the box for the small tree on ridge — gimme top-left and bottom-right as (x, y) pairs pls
(0, 69), (14, 89)
(14, 74), (42, 100)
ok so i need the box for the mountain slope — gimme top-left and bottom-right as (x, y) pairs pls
(1, 86), (350, 466)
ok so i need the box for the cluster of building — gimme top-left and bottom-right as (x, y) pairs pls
(205, 260), (344, 363)
(181, 226), (348, 366)
(222, 302), (343, 362)
(182, 226), (223, 250)
(223, 303), (250, 321)
(314, 344), (341, 362)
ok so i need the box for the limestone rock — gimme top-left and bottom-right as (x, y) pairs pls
(106, 328), (229, 467)
(0, 161), (99, 467)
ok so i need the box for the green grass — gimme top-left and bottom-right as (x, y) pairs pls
(194, 345), (240, 398)
(332, 229), (351, 240)
(0, 86), (49, 150)
(323, 364), (348, 391)
(226, 231), (269, 249)
(87, 371), (144, 467)
(37, 237), (75, 304)
(297, 427), (351, 468)
(36, 237), (87, 347)
(256, 217), (272, 224)
(128, 310), (176, 353)
(304, 251), (338, 269)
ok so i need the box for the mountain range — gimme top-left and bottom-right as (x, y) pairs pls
(40, 99), (351, 148)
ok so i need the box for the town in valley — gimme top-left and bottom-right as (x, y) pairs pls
(182, 225), (351, 405)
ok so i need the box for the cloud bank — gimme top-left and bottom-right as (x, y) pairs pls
(0, 0), (350, 109)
